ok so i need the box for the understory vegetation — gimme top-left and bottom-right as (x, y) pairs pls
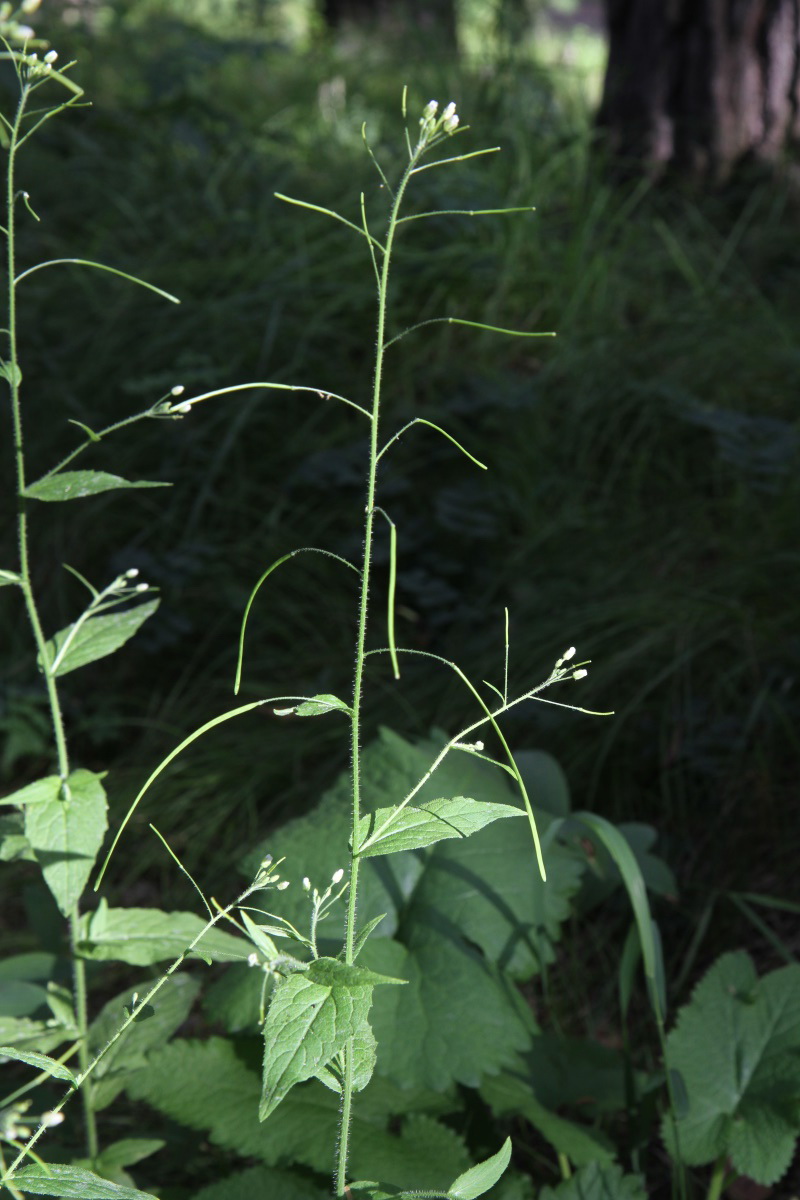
(1, 3), (798, 1199)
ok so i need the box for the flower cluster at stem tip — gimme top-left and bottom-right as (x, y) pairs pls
(253, 853), (290, 891)
(1, 0), (49, 54)
(418, 99), (459, 149)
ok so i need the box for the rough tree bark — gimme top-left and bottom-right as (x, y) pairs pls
(597, 0), (800, 179)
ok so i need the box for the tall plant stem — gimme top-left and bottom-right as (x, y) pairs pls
(335, 143), (421, 1198)
(5, 80), (98, 1164)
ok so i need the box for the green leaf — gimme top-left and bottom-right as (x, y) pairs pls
(0, 812), (35, 862)
(352, 1113), (470, 1192)
(193, 1166), (329, 1200)
(239, 911), (279, 961)
(449, 1137), (512, 1199)
(537, 1162), (647, 1200)
(0, 979), (50, 1018)
(315, 1005), (377, 1094)
(662, 951), (800, 1185)
(23, 470), (171, 502)
(8, 1163), (158, 1199)
(0, 1046), (77, 1084)
(356, 796), (522, 857)
(0, 359), (22, 388)
(77, 902), (250, 966)
(93, 1140), (165, 1172)
(305, 956), (405, 988)
(480, 1067), (615, 1167)
(88, 973), (200, 1110)
(24, 769), (108, 917)
(362, 937), (535, 1092)
(259, 970), (373, 1119)
(513, 750), (571, 817)
(273, 693), (352, 717)
(0, 1015), (77, 1055)
(40, 598), (159, 676)
(2, 775), (62, 808)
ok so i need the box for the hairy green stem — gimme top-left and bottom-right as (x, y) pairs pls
(5, 78), (97, 1164)
(335, 135), (422, 1199)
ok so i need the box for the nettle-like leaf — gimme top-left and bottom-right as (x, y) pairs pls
(356, 796), (522, 858)
(24, 769), (108, 917)
(8, 1163), (158, 1200)
(88, 973), (200, 1110)
(351, 1112), (470, 1191)
(193, 1165), (329, 1200)
(537, 1162), (647, 1200)
(662, 950), (800, 1185)
(77, 1139), (165, 1189)
(23, 470), (170, 502)
(77, 901), (250, 966)
(40, 597), (159, 677)
(360, 936), (534, 1092)
(260, 957), (397, 1118)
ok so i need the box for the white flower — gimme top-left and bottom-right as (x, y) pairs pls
(41, 1111), (64, 1128)
(247, 952), (258, 967)
(302, 876), (311, 891)
(44, 50), (58, 64)
(423, 100), (438, 118)
(562, 646), (576, 660)
(443, 114), (460, 133)
(331, 868), (344, 884)
(442, 102), (456, 121)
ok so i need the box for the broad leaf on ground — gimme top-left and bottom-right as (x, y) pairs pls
(537, 1162), (646, 1200)
(351, 1112), (470, 1191)
(193, 1165), (329, 1200)
(24, 769), (108, 916)
(662, 951), (800, 1185)
(88, 973), (199, 1109)
(480, 1066), (615, 1167)
(77, 901), (250, 966)
(40, 598), (159, 676)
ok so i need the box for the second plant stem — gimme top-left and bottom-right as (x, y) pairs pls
(5, 79), (98, 1164)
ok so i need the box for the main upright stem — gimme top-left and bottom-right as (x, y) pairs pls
(5, 79), (98, 1164)
(335, 145), (420, 1197)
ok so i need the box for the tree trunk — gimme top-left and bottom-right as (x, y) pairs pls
(597, 0), (800, 179)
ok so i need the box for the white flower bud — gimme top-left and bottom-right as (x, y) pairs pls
(276, 880), (290, 890)
(125, 568), (140, 579)
(17, 26), (34, 38)
(443, 114), (460, 133)
(247, 952), (258, 967)
(175, 402), (192, 414)
(572, 669), (588, 680)
(442, 102), (456, 120)
(423, 100), (438, 117)
(170, 384), (185, 396)
(302, 876), (311, 891)
(44, 50), (58, 64)
(41, 1110), (64, 1127)
(331, 868), (344, 884)
(563, 646), (576, 660)
(135, 582), (149, 592)
(21, 0), (42, 12)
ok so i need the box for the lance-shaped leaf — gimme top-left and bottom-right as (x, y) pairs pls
(449, 1137), (512, 1199)
(77, 901), (250, 966)
(23, 470), (170, 502)
(273, 693), (352, 718)
(662, 951), (800, 1185)
(356, 796), (522, 858)
(8, 1163), (158, 1199)
(0, 1046), (77, 1084)
(40, 598), (159, 677)
(24, 769), (108, 916)
(260, 955), (393, 1113)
